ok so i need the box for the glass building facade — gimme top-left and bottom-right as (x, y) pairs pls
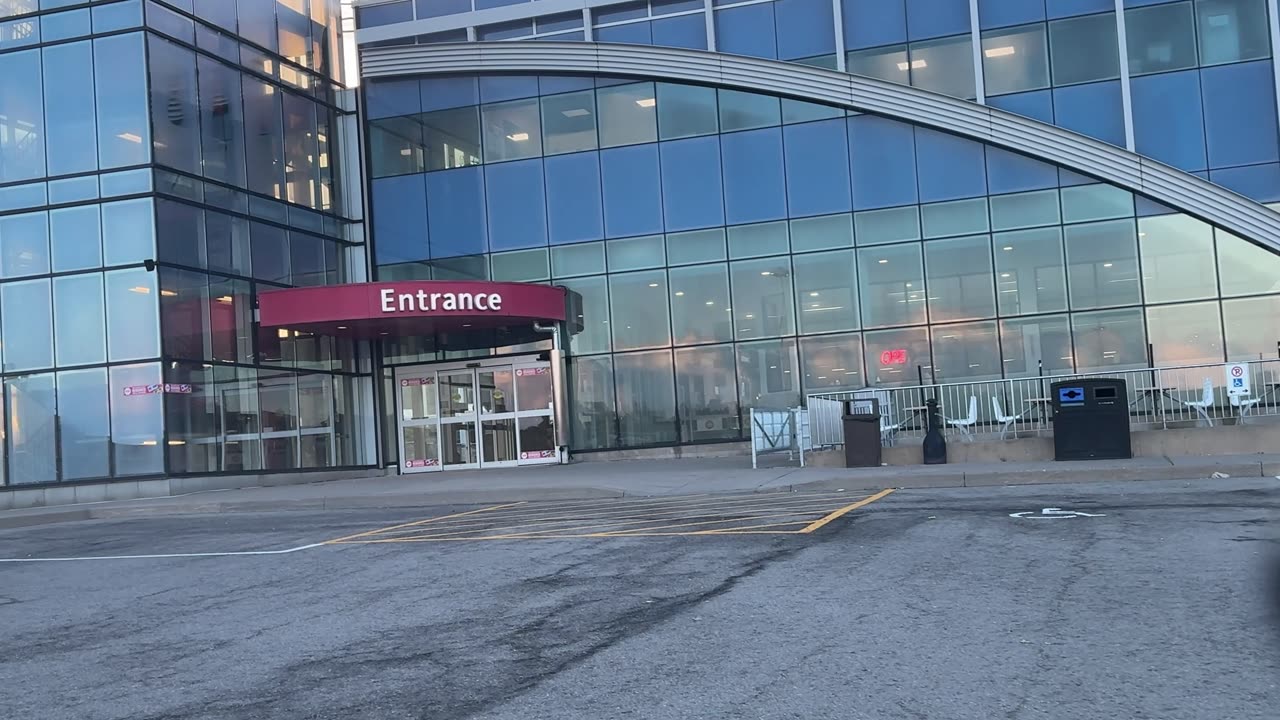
(0, 0), (373, 489)
(358, 0), (1280, 456)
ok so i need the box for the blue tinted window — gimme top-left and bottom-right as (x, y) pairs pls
(3, 280), (52, 371)
(841, 0), (906, 49)
(485, 159), (547, 251)
(986, 147), (1058, 194)
(849, 115), (918, 209)
(43, 41), (97, 177)
(1209, 163), (1280, 203)
(479, 75), (540, 104)
(652, 13), (707, 49)
(0, 49), (44, 182)
(915, 129), (988, 202)
(715, 3), (778, 59)
(660, 136), (725, 232)
(366, 79), (421, 119)
(1131, 69), (1207, 172)
(980, 0), (1047, 28)
(1046, 0), (1112, 18)
(1201, 59), (1279, 168)
(784, 119), (852, 217)
(357, 0), (411, 27)
(416, 0), (470, 18)
(427, 167), (487, 258)
(722, 127), (787, 224)
(775, 0), (836, 59)
(987, 89), (1055, 123)
(42, 8), (90, 41)
(421, 77), (480, 111)
(906, 0), (971, 40)
(596, 21), (652, 43)
(545, 152), (604, 244)
(600, 144), (664, 238)
(1052, 80), (1126, 146)
(372, 175), (428, 265)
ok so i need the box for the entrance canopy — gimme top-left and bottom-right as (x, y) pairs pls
(258, 281), (576, 341)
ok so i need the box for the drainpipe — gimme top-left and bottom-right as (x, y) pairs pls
(533, 321), (570, 465)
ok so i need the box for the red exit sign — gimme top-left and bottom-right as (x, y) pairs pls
(880, 349), (908, 366)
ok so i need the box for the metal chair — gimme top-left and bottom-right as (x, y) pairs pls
(945, 396), (979, 441)
(1230, 392), (1263, 424)
(1179, 377), (1215, 427)
(991, 397), (1028, 440)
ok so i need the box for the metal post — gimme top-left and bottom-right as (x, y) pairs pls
(534, 321), (570, 464)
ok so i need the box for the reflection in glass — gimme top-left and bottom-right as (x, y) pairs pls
(479, 368), (514, 413)
(994, 227), (1068, 316)
(0, 210), (49, 278)
(440, 371), (477, 417)
(483, 419), (517, 463)
(855, 206), (920, 245)
(54, 273), (106, 367)
(1064, 219), (1142, 310)
(910, 35), (976, 99)
(560, 275), (611, 355)
(541, 90), (597, 155)
(518, 416), (556, 458)
(922, 199), (989, 239)
(400, 375), (439, 420)
(570, 354), (616, 450)
(491, 247), (550, 282)
(1126, 1), (1198, 75)
(667, 227), (727, 265)
(931, 321), (1002, 382)
(551, 241), (605, 277)
(846, 44), (909, 84)
(1000, 315), (1074, 377)
(2, 279), (52, 372)
(1072, 308), (1147, 372)
(421, 106), (482, 170)
(863, 327), (931, 387)
(149, 35), (201, 175)
(615, 350), (677, 446)
(402, 425), (440, 468)
(94, 34), (150, 169)
(6, 373), (56, 484)
(1138, 214), (1217, 303)
(607, 234), (665, 271)
(109, 363), (165, 476)
(597, 82), (658, 148)
(717, 88), (780, 131)
(610, 270), (671, 350)
(990, 189), (1061, 231)
(800, 333), (864, 393)
(793, 250), (859, 335)
(1049, 12), (1120, 85)
(1197, 0), (1271, 66)
(1222, 295), (1280, 360)
(517, 368), (554, 411)
(43, 41), (98, 176)
(728, 221), (789, 259)
(1147, 301), (1224, 366)
(243, 76), (285, 197)
(1216, 229), (1280, 297)
(669, 263), (733, 345)
(657, 82), (719, 140)
(58, 368), (110, 480)
(482, 98), (542, 162)
(368, 116), (424, 178)
(101, 197), (155, 266)
(105, 267), (160, 361)
(982, 24), (1050, 95)
(0, 49), (43, 183)
(219, 364), (262, 472)
(737, 338), (800, 409)
(731, 256), (795, 340)
(1060, 184), (1133, 223)
(858, 243), (925, 328)
(791, 214), (853, 253)
(675, 345), (740, 442)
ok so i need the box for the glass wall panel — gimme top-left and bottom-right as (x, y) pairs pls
(675, 345), (740, 442)
(863, 326), (931, 386)
(149, 36), (201, 175)
(105, 267), (160, 361)
(910, 35), (975, 99)
(0, 210), (48, 278)
(43, 41), (98, 176)
(1126, 1), (1198, 76)
(109, 362), (164, 476)
(1222, 295), (1280, 360)
(932, 320), (1002, 383)
(855, 206), (921, 245)
(551, 241), (605, 277)
(160, 267), (211, 360)
(846, 44), (909, 84)
(609, 269), (671, 350)
(924, 235), (997, 322)
(990, 189), (1061, 231)
(1197, 0), (1271, 66)
(422, 106), (482, 170)
(1000, 315), (1074, 378)
(1064, 219), (1142, 309)
(727, 221), (789, 258)
(250, 221), (290, 284)
(2, 279), (51, 372)
(793, 250), (859, 334)
(50, 204), (102, 273)
(597, 82), (658, 147)
(657, 82), (718, 140)
(1216, 230), (1280, 296)
(1060, 184), (1133, 223)
(1138, 214), (1218, 303)
(614, 350), (677, 446)
(800, 332), (865, 393)
(736, 338), (800, 409)
(791, 214), (854, 253)
(858, 243), (926, 328)
(219, 364), (262, 472)
(1049, 13), (1120, 86)
(994, 227), (1068, 316)
(982, 24), (1050, 96)
(0, 48), (43, 182)
(606, 234), (665, 271)
(560, 275), (611, 355)
(206, 210), (252, 278)
(921, 198), (989, 239)
(666, 227), (727, 265)
(243, 76), (285, 198)
(156, 198), (206, 268)
(1147, 301), (1224, 366)
(101, 197), (155, 266)
(94, 33), (150, 169)
(541, 90), (598, 155)
(53, 273), (106, 367)
(731, 256), (795, 339)
(57, 367), (111, 481)
(209, 276), (254, 364)
(570, 354), (616, 449)
(669, 263), (733, 345)
(260, 369), (299, 470)
(717, 89), (780, 131)
(1072, 307), (1148, 372)
(482, 98), (542, 162)
(6, 373), (56, 484)
(491, 247), (550, 282)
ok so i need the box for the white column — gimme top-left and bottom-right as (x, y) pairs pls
(583, 8), (593, 40)
(1115, 0), (1136, 152)
(832, 0), (847, 71)
(704, 0), (716, 52)
(969, 0), (985, 103)
(1269, 0), (1280, 145)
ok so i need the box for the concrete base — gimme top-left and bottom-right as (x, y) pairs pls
(574, 442), (750, 462)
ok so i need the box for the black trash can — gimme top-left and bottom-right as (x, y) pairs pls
(842, 398), (883, 468)
(1050, 378), (1132, 461)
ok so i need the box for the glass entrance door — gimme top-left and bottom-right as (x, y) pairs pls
(439, 370), (480, 469)
(397, 373), (441, 473)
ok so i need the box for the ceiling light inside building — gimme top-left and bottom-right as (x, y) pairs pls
(561, 108), (590, 117)
(118, 132), (143, 143)
(984, 46), (1016, 58)
(129, 286), (151, 294)
(635, 98), (656, 108)
(507, 132), (529, 142)
(896, 59), (928, 71)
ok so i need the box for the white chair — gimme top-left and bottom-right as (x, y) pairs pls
(991, 397), (1027, 440)
(1179, 377), (1215, 427)
(1230, 392), (1263, 424)
(945, 396), (979, 441)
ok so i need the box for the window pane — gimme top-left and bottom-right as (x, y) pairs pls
(541, 90), (597, 155)
(159, 267), (210, 359)
(676, 345), (741, 442)
(368, 116), (424, 178)
(800, 332), (865, 392)
(737, 338), (800, 409)
(855, 206), (921, 245)
(1049, 13), (1120, 85)
(1064, 219), (1142, 309)
(559, 275), (611, 355)
(666, 227), (726, 265)
(1060, 184), (1133, 223)
(2, 279), (51, 371)
(149, 35), (201, 175)
(0, 210), (48, 277)
(1000, 315), (1074, 378)
(932, 320), (1001, 382)
(1126, 1), (1198, 75)
(990, 189), (1061, 231)
(1147, 300), (1223, 365)
(717, 89), (780, 132)
(570, 354), (617, 449)
(597, 82), (658, 147)
(251, 221), (290, 284)
(846, 44), (909, 84)
(552, 241), (605, 277)
(491, 247), (550, 282)
(982, 24), (1050, 96)
(863, 326), (931, 387)
(610, 269), (671, 350)
(54, 273), (106, 366)
(910, 35), (975, 99)
(94, 34), (150, 169)
(209, 276), (254, 363)
(728, 221), (789, 258)
(0, 49), (44, 182)
(43, 41), (98, 176)
(924, 235), (997, 322)
(1071, 307), (1147, 372)
(196, 55), (246, 186)
(657, 82), (718, 140)
(1138, 214), (1217, 303)
(422, 106), (482, 170)
(101, 197), (155, 267)
(793, 250), (860, 334)
(206, 210), (251, 276)
(1197, 0), (1271, 66)
(6, 373), (56, 484)
(110, 362), (165, 476)
(50, 204), (102, 272)
(995, 227), (1068, 316)
(105, 267), (160, 361)
(731, 256), (795, 339)
(482, 98), (542, 162)
(58, 367), (110, 480)
(1216, 229), (1280, 297)
(615, 350), (677, 446)
(781, 98), (842, 124)
(1222, 295), (1280, 360)
(669, 263), (732, 344)
(243, 76), (285, 197)
(921, 198), (989, 239)
(218, 364), (262, 471)
(858, 243), (926, 328)
(791, 213), (854, 253)
(606, 234), (665, 271)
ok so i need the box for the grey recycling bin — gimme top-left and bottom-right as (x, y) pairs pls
(1050, 378), (1132, 461)
(842, 398), (883, 468)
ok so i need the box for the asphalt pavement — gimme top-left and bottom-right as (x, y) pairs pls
(2, 477), (1278, 719)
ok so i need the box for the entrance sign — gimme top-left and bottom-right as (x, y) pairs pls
(379, 288), (503, 313)
(1224, 362), (1251, 396)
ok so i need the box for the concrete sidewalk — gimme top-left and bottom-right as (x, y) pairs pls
(3, 452), (1280, 530)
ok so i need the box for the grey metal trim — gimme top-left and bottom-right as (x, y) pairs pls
(1114, 0), (1136, 152)
(360, 42), (1280, 255)
(704, 0), (715, 53)
(969, 0), (984, 104)
(831, 0), (846, 72)
(1269, 0), (1280, 154)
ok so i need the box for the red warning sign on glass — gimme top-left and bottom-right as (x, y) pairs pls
(879, 349), (909, 366)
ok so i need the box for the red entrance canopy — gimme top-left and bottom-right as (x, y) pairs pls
(258, 281), (570, 339)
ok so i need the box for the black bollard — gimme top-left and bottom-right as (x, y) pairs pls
(922, 397), (947, 464)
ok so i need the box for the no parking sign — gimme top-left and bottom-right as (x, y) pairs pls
(1224, 362), (1251, 396)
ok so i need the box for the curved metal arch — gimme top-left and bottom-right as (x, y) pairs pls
(361, 41), (1280, 254)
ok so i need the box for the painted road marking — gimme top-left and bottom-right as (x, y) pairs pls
(322, 502), (524, 544)
(800, 489), (896, 533)
(1009, 507), (1106, 519)
(0, 542), (328, 563)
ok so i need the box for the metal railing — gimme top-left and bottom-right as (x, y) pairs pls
(807, 359), (1280, 448)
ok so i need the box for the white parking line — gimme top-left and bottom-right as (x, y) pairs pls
(0, 542), (327, 563)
